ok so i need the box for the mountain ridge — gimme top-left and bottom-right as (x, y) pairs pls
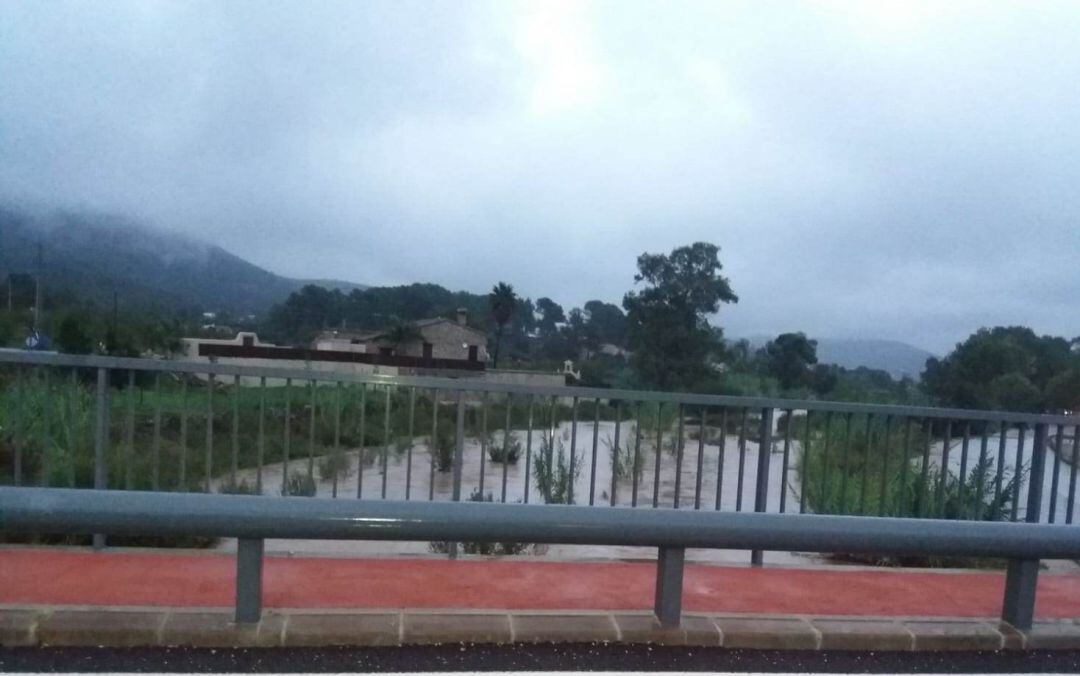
(0, 206), (366, 317)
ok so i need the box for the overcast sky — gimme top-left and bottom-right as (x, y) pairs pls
(2, 1), (1078, 354)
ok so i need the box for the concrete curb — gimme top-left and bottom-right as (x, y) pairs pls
(3, 605), (1080, 651)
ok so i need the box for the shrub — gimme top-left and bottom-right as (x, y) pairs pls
(533, 432), (580, 504)
(487, 432), (522, 464)
(605, 431), (642, 482)
(428, 488), (536, 555)
(282, 471), (317, 497)
(317, 451), (351, 482)
(218, 478), (259, 495)
(429, 418), (456, 472)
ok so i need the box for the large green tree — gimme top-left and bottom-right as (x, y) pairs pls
(921, 326), (1078, 412)
(488, 282), (517, 368)
(762, 332), (818, 390)
(622, 242), (738, 391)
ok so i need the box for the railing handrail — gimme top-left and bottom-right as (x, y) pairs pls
(4, 487), (1080, 560)
(1, 349), (1076, 426)
(1, 486), (1073, 629)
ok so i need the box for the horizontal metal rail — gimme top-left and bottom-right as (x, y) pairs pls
(0, 487), (1074, 629)
(1, 349), (1075, 425)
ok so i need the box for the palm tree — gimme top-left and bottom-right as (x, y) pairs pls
(489, 282), (517, 369)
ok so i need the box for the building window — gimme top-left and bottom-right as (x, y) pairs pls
(423, 342), (433, 359)
(468, 345), (478, 362)
(379, 347), (394, 357)
(242, 335), (254, 347)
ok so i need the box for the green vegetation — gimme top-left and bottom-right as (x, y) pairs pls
(533, 432), (580, 504)
(923, 327), (1080, 413)
(428, 488), (536, 555)
(486, 432), (522, 464)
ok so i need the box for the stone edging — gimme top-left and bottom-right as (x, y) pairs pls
(3, 606), (1080, 651)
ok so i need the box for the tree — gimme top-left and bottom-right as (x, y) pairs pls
(535, 297), (565, 336)
(385, 321), (422, 355)
(55, 313), (94, 354)
(921, 326), (1078, 412)
(583, 300), (628, 347)
(762, 332), (818, 390)
(1045, 368), (1080, 413)
(622, 242), (738, 391)
(488, 282), (517, 368)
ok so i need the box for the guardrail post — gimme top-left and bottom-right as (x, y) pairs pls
(450, 392), (465, 560)
(654, 546), (685, 628)
(235, 538), (264, 623)
(1000, 423), (1048, 629)
(751, 407), (774, 566)
(1002, 558), (1038, 630)
(92, 367), (110, 550)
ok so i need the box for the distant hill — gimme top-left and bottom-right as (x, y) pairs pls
(0, 206), (366, 317)
(737, 335), (936, 379)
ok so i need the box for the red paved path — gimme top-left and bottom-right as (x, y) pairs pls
(3, 549), (1080, 619)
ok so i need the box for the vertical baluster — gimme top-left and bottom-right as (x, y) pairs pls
(178, 378), (188, 490)
(310, 380), (318, 483)
(40, 368), (51, 487)
(1049, 424), (1064, 523)
(479, 392), (489, 497)
(735, 408), (747, 512)
(1067, 425), (1079, 525)
(502, 394), (512, 503)
(356, 383), (365, 499)
(918, 419), (932, 518)
(896, 418), (912, 518)
(14, 368), (24, 486)
(405, 387), (416, 501)
(936, 420), (952, 519)
(568, 396), (578, 505)
(589, 399), (600, 506)
(652, 403), (662, 509)
(332, 382), (342, 499)
(631, 403), (643, 508)
(974, 425), (989, 520)
(283, 378), (292, 496)
(694, 407), (706, 510)
(232, 375), (240, 487)
(799, 411), (812, 514)
(611, 401), (622, 507)
(838, 413), (853, 515)
(994, 422), (1008, 510)
(429, 388), (439, 501)
(125, 370), (135, 490)
(524, 395), (535, 505)
(957, 423), (971, 520)
(257, 377), (266, 494)
(205, 373), (214, 493)
(779, 409), (793, 513)
(151, 373), (161, 492)
(92, 367), (109, 550)
(819, 412), (834, 514)
(878, 416), (892, 517)
(1011, 424), (1026, 522)
(67, 368), (77, 488)
(858, 414), (872, 515)
(381, 386), (391, 499)
(673, 404), (685, 509)
(715, 408), (727, 511)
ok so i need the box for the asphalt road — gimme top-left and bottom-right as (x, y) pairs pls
(3, 644), (1080, 673)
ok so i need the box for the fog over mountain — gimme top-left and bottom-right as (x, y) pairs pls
(0, 206), (365, 316)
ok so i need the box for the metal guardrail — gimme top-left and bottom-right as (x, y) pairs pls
(2, 350), (1080, 562)
(3, 487), (1079, 629)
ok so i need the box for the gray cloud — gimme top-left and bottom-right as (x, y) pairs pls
(2, 0), (1078, 354)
